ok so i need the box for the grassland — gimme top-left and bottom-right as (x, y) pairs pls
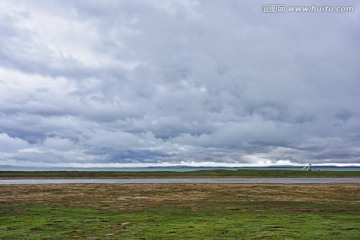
(0, 183), (359, 239)
(1, 169), (360, 178)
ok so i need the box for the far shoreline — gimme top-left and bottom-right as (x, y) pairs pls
(1, 169), (360, 179)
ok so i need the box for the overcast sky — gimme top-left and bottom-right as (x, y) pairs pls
(0, 0), (359, 167)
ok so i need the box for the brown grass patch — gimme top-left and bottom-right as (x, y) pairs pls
(1, 183), (359, 211)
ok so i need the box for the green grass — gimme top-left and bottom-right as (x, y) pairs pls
(1, 169), (360, 178)
(1, 183), (359, 239)
(1, 203), (359, 239)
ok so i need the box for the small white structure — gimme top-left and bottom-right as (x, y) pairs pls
(304, 163), (312, 171)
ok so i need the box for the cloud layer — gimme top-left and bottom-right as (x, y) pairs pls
(0, 0), (359, 167)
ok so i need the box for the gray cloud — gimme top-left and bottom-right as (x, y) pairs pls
(0, 0), (359, 167)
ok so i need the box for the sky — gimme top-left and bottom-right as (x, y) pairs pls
(0, 0), (359, 167)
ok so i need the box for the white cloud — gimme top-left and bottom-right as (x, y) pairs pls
(0, 0), (359, 167)
(0, 133), (29, 151)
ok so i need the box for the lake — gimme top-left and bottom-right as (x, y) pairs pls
(1, 166), (360, 172)
(1, 178), (360, 185)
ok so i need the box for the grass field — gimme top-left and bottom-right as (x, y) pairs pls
(1, 169), (360, 178)
(0, 183), (359, 239)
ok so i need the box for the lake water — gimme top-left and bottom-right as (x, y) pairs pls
(1, 166), (359, 172)
(1, 178), (360, 185)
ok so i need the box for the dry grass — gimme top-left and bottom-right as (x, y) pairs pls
(1, 183), (359, 210)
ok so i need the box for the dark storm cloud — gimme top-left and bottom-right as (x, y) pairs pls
(0, 0), (359, 167)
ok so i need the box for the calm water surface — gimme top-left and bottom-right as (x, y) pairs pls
(1, 166), (360, 172)
(1, 178), (360, 185)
